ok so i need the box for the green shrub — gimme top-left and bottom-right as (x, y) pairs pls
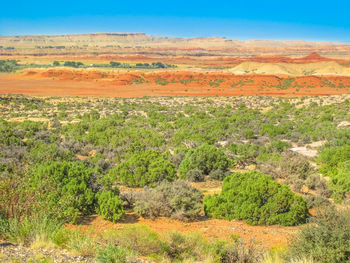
(96, 244), (128, 263)
(185, 168), (204, 182)
(204, 171), (309, 226)
(179, 144), (230, 179)
(228, 143), (264, 166)
(30, 161), (96, 223)
(96, 191), (125, 223)
(304, 195), (331, 209)
(109, 150), (176, 187)
(134, 180), (203, 221)
(288, 207), (350, 263)
(284, 154), (313, 180)
(209, 169), (230, 180)
(215, 239), (263, 263)
(328, 160), (350, 202)
(269, 139), (290, 152)
(318, 144), (350, 176)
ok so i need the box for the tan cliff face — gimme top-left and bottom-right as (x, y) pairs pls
(1, 33), (350, 98)
(1, 33), (349, 57)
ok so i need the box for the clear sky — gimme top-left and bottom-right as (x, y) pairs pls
(1, 0), (349, 42)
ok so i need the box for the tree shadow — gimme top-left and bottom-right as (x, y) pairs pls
(120, 212), (140, 224)
(76, 214), (98, 225)
(0, 242), (16, 247)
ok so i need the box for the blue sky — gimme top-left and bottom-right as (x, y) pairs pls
(1, 0), (349, 42)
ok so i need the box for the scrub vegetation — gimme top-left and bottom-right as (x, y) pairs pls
(1, 94), (350, 262)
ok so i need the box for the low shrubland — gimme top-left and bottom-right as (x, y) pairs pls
(1, 95), (350, 261)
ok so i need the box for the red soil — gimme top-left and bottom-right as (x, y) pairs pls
(1, 69), (350, 97)
(66, 213), (297, 249)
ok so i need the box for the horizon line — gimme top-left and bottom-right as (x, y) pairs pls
(0, 32), (349, 44)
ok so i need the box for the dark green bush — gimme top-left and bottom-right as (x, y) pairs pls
(134, 180), (203, 221)
(179, 144), (230, 180)
(96, 190), (125, 223)
(186, 168), (204, 182)
(30, 161), (96, 223)
(63, 61), (84, 68)
(109, 150), (176, 187)
(204, 171), (309, 226)
(288, 207), (350, 263)
(209, 169), (230, 180)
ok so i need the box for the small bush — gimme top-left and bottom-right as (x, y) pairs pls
(95, 191), (125, 223)
(96, 244), (128, 263)
(119, 191), (137, 208)
(109, 150), (176, 187)
(284, 154), (313, 180)
(305, 174), (323, 190)
(204, 171), (309, 226)
(186, 169), (204, 182)
(328, 160), (350, 202)
(134, 180), (203, 221)
(304, 195), (331, 209)
(209, 169), (230, 181)
(288, 207), (350, 263)
(179, 144), (230, 179)
(220, 239), (263, 263)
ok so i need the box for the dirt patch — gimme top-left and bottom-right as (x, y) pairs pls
(67, 213), (297, 249)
